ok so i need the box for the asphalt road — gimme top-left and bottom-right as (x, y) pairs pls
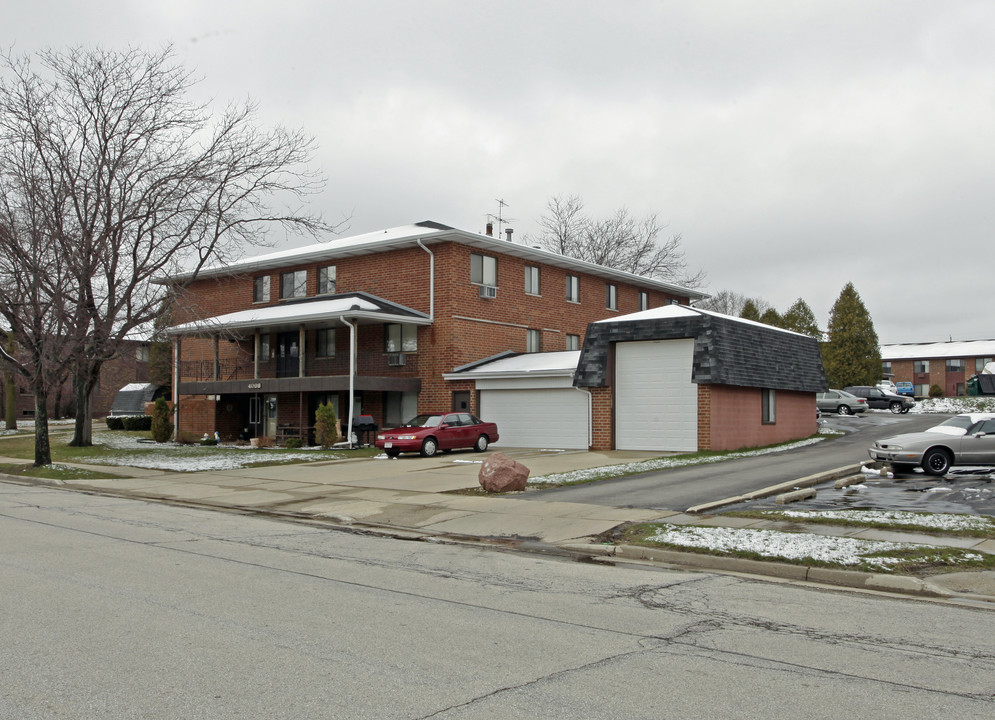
(3, 482), (994, 718)
(523, 412), (952, 512)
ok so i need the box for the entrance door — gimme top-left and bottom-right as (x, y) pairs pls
(276, 332), (300, 378)
(264, 395), (278, 438)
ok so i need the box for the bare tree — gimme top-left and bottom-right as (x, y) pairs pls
(695, 289), (750, 316)
(0, 46), (335, 462)
(527, 195), (705, 289)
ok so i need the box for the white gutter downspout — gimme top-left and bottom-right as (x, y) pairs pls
(172, 337), (180, 440)
(340, 317), (357, 448)
(416, 240), (435, 320)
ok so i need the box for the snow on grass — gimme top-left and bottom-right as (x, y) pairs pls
(909, 397), (995, 414)
(529, 438), (825, 485)
(646, 523), (984, 570)
(766, 509), (995, 533)
(65, 432), (343, 472)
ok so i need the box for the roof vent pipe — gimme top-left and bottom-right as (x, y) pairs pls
(485, 221), (493, 236)
(505, 228), (514, 242)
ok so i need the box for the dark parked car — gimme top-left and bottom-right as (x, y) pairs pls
(375, 412), (499, 458)
(869, 413), (995, 475)
(816, 389), (868, 415)
(844, 385), (916, 414)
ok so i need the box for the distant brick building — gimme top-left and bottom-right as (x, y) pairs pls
(0, 336), (151, 421)
(882, 340), (995, 397)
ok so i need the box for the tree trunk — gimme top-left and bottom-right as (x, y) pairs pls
(33, 387), (52, 466)
(68, 362), (99, 447)
(4, 337), (16, 430)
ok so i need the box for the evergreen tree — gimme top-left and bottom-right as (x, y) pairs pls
(150, 397), (173, 443)
(759, 308), (782, 327)
(781, 298), (822, 338)
(821, 283), (881, 388)
(740, 299), (762, 322)
(314, 402), (340, 449)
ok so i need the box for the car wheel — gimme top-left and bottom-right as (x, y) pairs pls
(385, 450), (400, 458)
(922, 448), (952, 476)
(889, 401), (903, 414)
(901, 407), (910, 414)
(837, 405), (852, 416)
(473, 434), (489, 452)
(420, 437), (438, 457)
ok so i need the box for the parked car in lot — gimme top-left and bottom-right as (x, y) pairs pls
(844, 385), (916, 413)
(869, 413), (995, 475)
(375, 412), (499, 458)
(895, 381), (915, 397)
(877, 380), (898, 394)
(816, 389), (868, 415)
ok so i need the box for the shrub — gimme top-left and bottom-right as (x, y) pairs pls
(929, 384), (944, 398)
(104, 416), (125, 430)
(150, 397), (173, 443)
(284, 437), (303, 449)
(121, 415), (153, 431)
(314, 402), (340, 449)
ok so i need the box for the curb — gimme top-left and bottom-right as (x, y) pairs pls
(685, 464), (863, 514)
(561, 541), (957, 600)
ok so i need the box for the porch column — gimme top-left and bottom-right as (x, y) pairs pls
(253, 331), (260, 380)
(298, 325), (305, 378)
(172, 336), (181, 440)
(212, 336), (220, 381)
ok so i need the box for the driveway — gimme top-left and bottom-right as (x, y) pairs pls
(520, 413), (987, 513)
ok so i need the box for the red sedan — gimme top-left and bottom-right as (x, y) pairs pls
(375, 412), (499, 458)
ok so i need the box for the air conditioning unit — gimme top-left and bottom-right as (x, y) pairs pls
(386, 353), (406, 367)
(479, 285), (498, 299)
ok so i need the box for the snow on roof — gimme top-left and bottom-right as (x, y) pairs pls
(599, 303), (810, 337)
(881, 339), (995, 361)
(167, 221), (706, 300)
(446, 351), (581, 378)
(167, 295), (427, 335)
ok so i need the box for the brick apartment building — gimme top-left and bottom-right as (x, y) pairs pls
(166, 221), (824, 451)
(0, 336), (151, 421)
(882, 340), (995, 397)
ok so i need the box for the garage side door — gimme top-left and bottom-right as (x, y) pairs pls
(479, 389), (588, 449)
(615, 339), (697, 452)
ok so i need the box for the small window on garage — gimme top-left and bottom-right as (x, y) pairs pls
(762, 389), (776, 424)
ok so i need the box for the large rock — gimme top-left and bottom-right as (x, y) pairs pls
(478, 452), (530, 493)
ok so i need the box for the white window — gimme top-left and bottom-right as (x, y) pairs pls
(946, 358), (965, 372)
(566, 334), (580, 351)
(913, 360), (929, 374)
(762, 389), (776, 424)
(136, 345), (150, 362)
(318, 266), (336, 294)
(566, 274), (579, 303)
(253, 276), (270, 303)
(526, 329), (541, 353)
(606, 283), (617, 310)
(470, 253), (497, 286)
(280, 270), (307, 299)
(525, 265), (540, 295)
(316, 328), (336, 357)
(385, 324), (418, 353)
(638, 291), (649, 312)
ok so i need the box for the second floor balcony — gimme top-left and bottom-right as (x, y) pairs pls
(179, 350), (420, 383)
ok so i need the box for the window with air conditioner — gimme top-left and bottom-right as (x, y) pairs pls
(470, 252), (497, 286)
(385, 323), (418, 353)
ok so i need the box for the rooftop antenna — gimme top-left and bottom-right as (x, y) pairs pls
(485, 199), (516, 240)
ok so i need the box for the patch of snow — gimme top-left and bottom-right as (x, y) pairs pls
(769, 509), (994, 533)
(530, 438), (824, 485)
(647, 523), (983, 570)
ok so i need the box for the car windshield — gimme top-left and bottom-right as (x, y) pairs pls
(402, 414), (443, 428)
(932, 416), (976, 432)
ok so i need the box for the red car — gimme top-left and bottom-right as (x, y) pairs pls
(375, 412), (499, 458)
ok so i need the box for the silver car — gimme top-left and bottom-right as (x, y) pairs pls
(868, 413), (995, 476)
(816, 389), (868, 416)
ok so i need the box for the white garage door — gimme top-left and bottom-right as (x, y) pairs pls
(479, 389), (589, 449)
(615, 339), (697, 452)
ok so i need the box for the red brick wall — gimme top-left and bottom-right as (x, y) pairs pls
(706, 385), (816, 451)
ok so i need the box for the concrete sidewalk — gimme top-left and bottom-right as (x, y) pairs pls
(4, 447), (994, 605)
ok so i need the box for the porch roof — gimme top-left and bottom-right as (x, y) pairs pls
(167, 292), (431, 336)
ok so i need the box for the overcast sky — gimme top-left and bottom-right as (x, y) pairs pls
(10, 1), (994, 345)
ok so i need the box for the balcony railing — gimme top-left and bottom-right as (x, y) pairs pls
(179, 351), (420, 382)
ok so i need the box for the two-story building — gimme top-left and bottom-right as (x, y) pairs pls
(882, 340), (995, 397)
(166, 221), (705, 445)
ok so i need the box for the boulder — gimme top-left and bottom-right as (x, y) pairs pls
(478, 452), (530, 493)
